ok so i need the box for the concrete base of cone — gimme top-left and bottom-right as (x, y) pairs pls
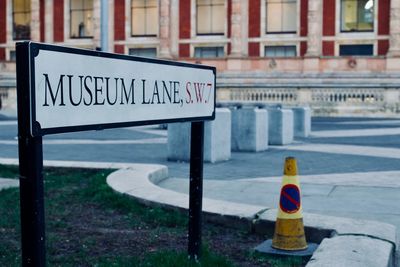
(255, 239), (318, 257)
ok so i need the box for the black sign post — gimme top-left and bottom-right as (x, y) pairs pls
(188, 121), (205, 260)
(16, 42), (46, 266)
(16, 41), (216, 266)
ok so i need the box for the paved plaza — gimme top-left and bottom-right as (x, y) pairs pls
(1, 115), (400, 254)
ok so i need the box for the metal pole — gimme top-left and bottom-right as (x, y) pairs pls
(188, 121), (205, 260)
(16, 42), (46, 266)
(100, 0), (108, 52)
(18, 136), (45, 266)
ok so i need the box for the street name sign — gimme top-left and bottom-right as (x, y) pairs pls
(16, 41), (215, 266)
(23, 42), (215, 136)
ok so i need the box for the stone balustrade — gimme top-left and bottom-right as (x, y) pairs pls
(217, 87), (398, 115)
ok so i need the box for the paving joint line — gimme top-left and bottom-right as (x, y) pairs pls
(334, 233), (397, 252)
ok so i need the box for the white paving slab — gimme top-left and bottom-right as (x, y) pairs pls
(311, 127), (400, 138)
(306, 235), (394, 267)
(0, 138), (167, 145)
(239, 171), (400, 188)
(337, 119), (400, 125)
(275, 143), (400, 159)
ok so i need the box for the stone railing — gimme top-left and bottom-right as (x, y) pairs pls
(217, 87), (399, 115)
(310, 88), (384, 105)
(227, 88), (298, 103)
(216, 69), (400, 116)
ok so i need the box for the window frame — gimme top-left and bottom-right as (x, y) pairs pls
(130, 0), (159, 37)
(265, 0), (298, 34)
(12, 0), (31, 40)
(339, 44), (374, 56)
(69, 0), (94, 39)
(193, 46), (225, 58)
(264, 45), (297, 57)
(128, 47), (158, 57)
(340, 0), (375, 33)
(196, 0), (226, 36)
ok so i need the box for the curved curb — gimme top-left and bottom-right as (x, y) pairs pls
(107, 167), (267, 230)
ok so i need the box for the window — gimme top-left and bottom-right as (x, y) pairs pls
(266, 0), (297, 33)
(10, 51), (16, 61)
(341, 0), (374, 32)
(339, 44), (373, 56)
(131, 0), (158, 36)
(265, 46), (296, 57)
(70, 0), (93, 38)
(129, 48), (157, 58)
(196, 0), (225, 35)
(13, 0), (31, 40)
(194, 47), (224, 58)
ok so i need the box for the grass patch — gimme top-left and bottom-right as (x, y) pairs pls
(0, 164), (19, 179)
(0, 165), (306, 266)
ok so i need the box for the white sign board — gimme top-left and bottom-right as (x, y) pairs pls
(25, 42), (215, 136)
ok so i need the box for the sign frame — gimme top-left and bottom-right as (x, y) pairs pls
(17, 41), (212, 265)
(25, 41), (216, 137)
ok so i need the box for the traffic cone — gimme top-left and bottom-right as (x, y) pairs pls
(271, 157), (307, 251)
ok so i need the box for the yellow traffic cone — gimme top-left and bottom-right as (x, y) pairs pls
(272, 157), (308, 251)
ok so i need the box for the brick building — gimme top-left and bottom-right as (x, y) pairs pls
(1, 0), (400, 115)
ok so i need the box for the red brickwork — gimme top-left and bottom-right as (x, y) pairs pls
(300, 0), (308, 36)
(227, 0), (232, 37)
(0, 0), (6, 43)
(179, 44), (190, 57)
(179, 0), (191, 38)
(322, 41), (335, 56)
(300, 41), (307, 56)
(378, 0), (390, 35)
(378, 40), (389, 56)
(227, 0), (232, 54)
(114, 0), (125, 40)
(53, 0), (64, 42)
(248, 0), (261, 37)
(323, 0), (335, 36)
(0, 48), (5, 60)
(114, 44), (125, 54)
(40, 0), (45, 42)
(248, 42), (259, 56)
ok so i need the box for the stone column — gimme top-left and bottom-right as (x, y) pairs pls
(169, 0), (179, 58)
(30, 0), (40, 41)
(93, 0), (101, 49)
(388, 0), (400, 56)
(6, 0), (12, 43)
(108, 1), (114, 53)
(305, 0), (322, 57)
(159, 0), (172, 58)
(230, 0), (248, 57)
(44, 0), (53, 42)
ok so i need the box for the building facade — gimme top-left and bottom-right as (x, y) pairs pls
(1, 0), (400, 115)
